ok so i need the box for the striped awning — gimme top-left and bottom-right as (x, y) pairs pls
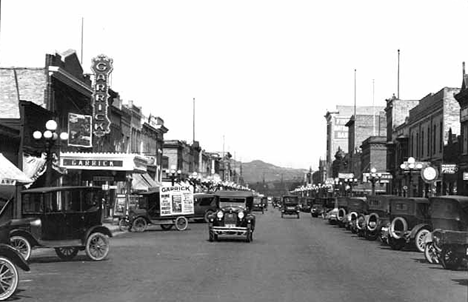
(0, 153), (32, 185)
(132, 173), (161, 192)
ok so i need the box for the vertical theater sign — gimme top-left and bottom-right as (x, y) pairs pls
(91, 55), (113, 137)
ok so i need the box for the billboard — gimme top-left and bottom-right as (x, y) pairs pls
(68, 113), (92, 147)
(159, 185), (194, 216)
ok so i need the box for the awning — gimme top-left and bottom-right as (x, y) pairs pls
(132, 173), (161, 192)
(0, 153), (32, 185)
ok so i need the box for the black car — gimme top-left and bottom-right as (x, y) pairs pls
(193, 193), (217, 222)
(9, 186), (112, 261)
(207, 191), (256, 242)
(281, 195), (300, 219)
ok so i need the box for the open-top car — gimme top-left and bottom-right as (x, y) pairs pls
(425, 196), (468, 269)
(9, 186), (112, 261)
(387, 197), (431, 252)
(281, 195), (300, 218)
(207, 191), (255, 242)
(364, 195), (393, 241)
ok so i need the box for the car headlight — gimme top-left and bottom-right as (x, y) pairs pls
(217, 211), (224, 219)
(30, 218), (42, 227)
(238, 211), (244, 219)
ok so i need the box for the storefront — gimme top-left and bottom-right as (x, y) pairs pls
(60, 152), (157, 218)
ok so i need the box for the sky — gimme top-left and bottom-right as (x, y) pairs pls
(1, 0), (468, 170)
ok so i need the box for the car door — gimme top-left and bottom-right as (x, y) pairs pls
(41, 191), (68, 241)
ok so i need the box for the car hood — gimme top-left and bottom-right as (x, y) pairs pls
(220, 206), (245, 213)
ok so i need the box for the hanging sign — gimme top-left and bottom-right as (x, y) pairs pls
(91, 54), (113, 137)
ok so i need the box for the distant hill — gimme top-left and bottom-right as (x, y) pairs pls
(236, 160), (308, 184)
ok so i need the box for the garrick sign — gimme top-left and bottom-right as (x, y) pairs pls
(91, 54), (113, 137)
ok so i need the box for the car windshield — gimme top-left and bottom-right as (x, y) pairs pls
(283, 198), (298, 205)
(219, 198), (246, 209)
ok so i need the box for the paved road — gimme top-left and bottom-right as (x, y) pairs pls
(13, 208), (468, 302)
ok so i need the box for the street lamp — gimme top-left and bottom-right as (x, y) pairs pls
(344, 178), (358, 196)
(33, 120), (68, 186)
(400, 157), (423, 197)
(189, 172), (198, 193)
(368, 167), (382, 196)
(169, 165), (182, 186)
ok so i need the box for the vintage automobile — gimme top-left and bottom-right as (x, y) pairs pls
(193, 193), (217, 222)
(310, 199), (325, 218)
(130, 188), (193, 232)
(386, 197), (431, 252)
(0, 219), (30, 301)
(364, 195), (393, 241)
(343, 197), (368, 234)
(252, 196), (264, 214)
(281, 195), (300, 218)
(299, 197), (313, 213)
(9, 186), (112, 261)
(424, 196), (468, 269)
(207, 191), (255, 242)
(335, 197), (349, 227)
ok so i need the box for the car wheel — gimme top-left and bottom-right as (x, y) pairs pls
(10, 236), (31, 261)
(389, 217), (408, 240)
(132, 217), (148, 232)
(424, 242), (440, 264)
(204, 211), (214, 223)
(365, 231), (378, 241)
(0, 256), (19, 301)
(85, 232), (110, 261)
(440, 246), (463, 270)
(55, 247), (79, 261)
(175, 216), (188, 231)
(118, 218), (130, 232)
(414, 228), (431, 253)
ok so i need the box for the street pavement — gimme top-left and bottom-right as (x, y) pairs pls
(11, 208), (468, 302)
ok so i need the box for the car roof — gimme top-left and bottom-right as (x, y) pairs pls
(194, 193), (215, 198)
(214, 191), (254, 198)
(22, 186), (101, 193)
(391, 197), (429, 204)
(430, 195), (468, 207)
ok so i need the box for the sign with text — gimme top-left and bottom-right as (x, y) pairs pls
(159, 186), (194, 216)
(68, 113), (92, 147)
(91, 54), (113, 137)
(441, 164), (458, 174)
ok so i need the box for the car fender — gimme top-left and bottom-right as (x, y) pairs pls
(0, 244), (30, 271)
(408, 223), (432, 239)
(83, 225), (113, 244)
(9, 229), (39, 247)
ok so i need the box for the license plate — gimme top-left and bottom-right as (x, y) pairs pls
(225, 224), (235, 228)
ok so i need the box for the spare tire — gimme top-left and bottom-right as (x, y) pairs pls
(349, 212), (358, 222)
(367, 213), (380, 232)
(389, 217), (408, 239)
(338, 208), (347, 221)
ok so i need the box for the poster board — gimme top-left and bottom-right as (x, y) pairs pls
(113, 194), (140, 217)
(159, 185), (194, 217)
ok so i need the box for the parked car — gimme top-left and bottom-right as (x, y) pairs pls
(9, 186), (112, 261)
(364, 195), (393, 241)
(207, 191), (255, 242)
(343, 197), (368, 234)
(299, 197), (313, 213)
(425, 196), (468, 269)
(335, 197), (349, 227)
(193, 193), (217, 222)
(281, 195), (300, 218)
(310, 199), (325, 218)
(0, 219), (30, 301)
(386, 197), (431, 252)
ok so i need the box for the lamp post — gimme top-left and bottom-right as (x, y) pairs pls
(368, 167), (382, 196)
(32, 120), (68, 186)
(400, 157), (423, 197)
(169, 165), (182, 186)
(344, 178), (358, 196)
(189, 172), (198, 193)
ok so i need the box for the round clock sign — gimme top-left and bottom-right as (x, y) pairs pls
(421, 166), (438, 183)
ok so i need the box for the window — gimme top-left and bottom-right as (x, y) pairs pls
(427, 126), (430, 156)
(433, 125), (436, 154)
(416, 133), (419, 157)
(22, 193), (42, 214)
(440, 121), (443, 151)
(421, 130), (424, 157)
(464, 123), (468, 154)
(395, 203), (408, 211)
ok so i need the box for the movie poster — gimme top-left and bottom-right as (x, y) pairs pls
(68, 113), (92, 147)
(159, 185), (194, 216)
